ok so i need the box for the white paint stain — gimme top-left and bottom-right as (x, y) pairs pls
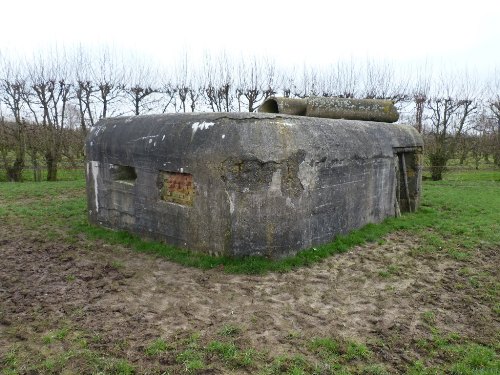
(269, 169), (282, 194)
(129, 135), (159, 143)
(226, 191), (235, 214)
(191, 121), (215, 135)
(90, 161), (100, 212)
(162, 135), (165, 141)
(92, 125), (105, 137)
(298, 160), (318, 190)
(222, 134), (225, 139)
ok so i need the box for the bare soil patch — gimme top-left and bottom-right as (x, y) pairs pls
(0, 221), (498, 373)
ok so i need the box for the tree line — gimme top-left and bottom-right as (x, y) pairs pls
(1, 48), (499, 181)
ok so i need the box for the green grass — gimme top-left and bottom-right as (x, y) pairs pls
(43, 328), (70, 344)
(145, 338), (170, 356)
(263, 337), (387, 374)
(0, 165), (85, 182)
(206, 340), (257, 368)
(2, 328), (136, 375)
(1, 170), (499, 275)
(308, 337), (341, 362)
(378, 264), (401, 278)
(218, 323), (241, 337)
(407, 321), (500, 374)
(3, 318), (498, 375)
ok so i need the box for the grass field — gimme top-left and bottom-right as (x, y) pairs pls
(0, 170), (499, 374)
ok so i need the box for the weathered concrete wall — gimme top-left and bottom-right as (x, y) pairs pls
(86, 113), (422, 258)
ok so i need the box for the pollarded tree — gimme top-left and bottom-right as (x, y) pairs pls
(293, 64), (319, 99)
(202, 52), (234, 112)
(362, 59), (409, 103)
(216, 53), (234, 112)
(123, 58), (160, 116)
(93, 48), (125, 119)
(75, 77), (95, 132)
(73, 47), (97, 132)
(159, 77), (177, 113)
(174, 55), (191, 113)
(426, 73), (480, 180)
(21, 55), (73, 181)
(202, 53), (220, 112)
(486, 68), (500, 166)
(469, 110), (498, 167)
(236, 56), (276, 112)
(411, 66), (432, 133)
(279, 67), (295, 98)
(0, 57), (27, 181)
(336, 59), (360, 99)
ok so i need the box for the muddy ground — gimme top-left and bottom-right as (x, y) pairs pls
(0, 220), (499, 373)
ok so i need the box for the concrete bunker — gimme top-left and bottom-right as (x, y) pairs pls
(86, 102), (422, 259)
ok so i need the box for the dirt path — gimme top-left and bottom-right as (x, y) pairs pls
(0, 223), (498, 373)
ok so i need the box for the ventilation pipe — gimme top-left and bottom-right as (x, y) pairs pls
(259, 96), (399, 123)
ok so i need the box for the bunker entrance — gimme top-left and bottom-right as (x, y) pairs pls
(159, 171), (194, 206)
(394, 148), (421, 214)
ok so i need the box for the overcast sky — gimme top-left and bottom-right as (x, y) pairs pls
(1, 0), (499, 76)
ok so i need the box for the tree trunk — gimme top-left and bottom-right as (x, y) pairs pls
(428, 152), (447, 181)
(45, 152), (58, 181)
(6, 157), (24, 182)
(31, 152), (42, 182)
(459, 149), (467, 165)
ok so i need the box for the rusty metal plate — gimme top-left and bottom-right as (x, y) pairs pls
(160, 172), (194, 206)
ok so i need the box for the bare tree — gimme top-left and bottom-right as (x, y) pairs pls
(216, 53), (233, 112)
(293, 64), (320, 98)
(362, 59), (409, 103)
(412, 67), (432, 133)
(202, 52), (233, 112)
(159, 74), (177, 113)
(188, 81), (201, 112)
(0, 57), (27, 181)
(123, 59), (159, 115)
(93, 48), (124, 120)
(426, 72), (480, 180)
(73, 47), (96, 132)
(486, 68), (500, 166)
(333, 59), (359, 98)
(21, 54), (73, 181)
(279, 67), (295, 98)
(202, 53), (219, 112)
(236, 57), (276, 112)
(174, 55), (191, 113)
(468, 109), (498, 167)
(61, 103), (86, 165)
(236, 57), (263, 112)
